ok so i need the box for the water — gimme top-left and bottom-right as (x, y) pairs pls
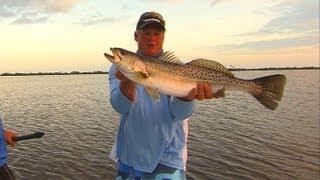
(0, 70), (319, 180)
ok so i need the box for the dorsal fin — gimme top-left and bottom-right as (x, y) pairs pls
(187, 58), (234, 77)
(159, 51), (184, 65)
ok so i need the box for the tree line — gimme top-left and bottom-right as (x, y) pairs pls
(0, 71), (107, 76)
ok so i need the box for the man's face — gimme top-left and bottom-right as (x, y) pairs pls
(135, 24), (165, 57)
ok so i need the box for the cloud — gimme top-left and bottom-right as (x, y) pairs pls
(0, 6), (15, 18)
(211, 0), (318, 35)
(210, 0), (230, 6)
(215, 35), (318, 53)
(216, 0), (319, 53)
(0, 0), (84, 24)
(38, 0), (84, 12)
(79, 13), (130, 26)
(0, 0), (33, 17)
(11, 16), (48, 24)
(257, 0), (319, 35)
(81, 16), (117, 26)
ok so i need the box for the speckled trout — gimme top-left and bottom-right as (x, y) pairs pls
(104, 48), (286, 110)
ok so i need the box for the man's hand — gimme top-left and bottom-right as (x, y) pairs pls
(4, 129), (17, 147)
(180, 82), (224, 101)
(116, 70), (136, 101)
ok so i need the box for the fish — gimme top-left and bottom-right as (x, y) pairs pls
(104, 48), (286, 110)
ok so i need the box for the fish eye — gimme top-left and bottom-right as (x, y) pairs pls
(120, 50), (128, 56)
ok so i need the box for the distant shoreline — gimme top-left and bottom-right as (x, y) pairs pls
(0, 71), (107, 76)
(230, 66), (320, 71)
(0, 67), (319, 76)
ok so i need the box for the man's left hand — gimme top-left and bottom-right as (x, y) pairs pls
(180, 82), (223, 101)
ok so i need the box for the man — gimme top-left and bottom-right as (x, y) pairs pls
(0, 116), (17, 180)
(108, 11), (219, 179)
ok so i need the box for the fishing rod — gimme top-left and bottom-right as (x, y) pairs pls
(12, 131), (45, 142)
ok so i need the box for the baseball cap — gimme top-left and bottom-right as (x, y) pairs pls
(136, 11), (166, 30)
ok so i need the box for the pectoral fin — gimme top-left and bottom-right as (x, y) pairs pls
(145, 87), (160, 101)
(133, 61), (149, 78)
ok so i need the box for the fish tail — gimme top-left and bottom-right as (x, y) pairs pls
(251, 74), (287, 110)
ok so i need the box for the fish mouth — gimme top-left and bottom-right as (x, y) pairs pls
(104, 52), (114, 62)
(110, 48), (122, 63)
(104, 48), (122, 63)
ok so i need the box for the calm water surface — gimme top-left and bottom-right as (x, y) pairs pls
(0, 70), (319, 180)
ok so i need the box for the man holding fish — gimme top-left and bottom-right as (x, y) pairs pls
(107, 11), (221, 180)
(106, 11), (286, 180)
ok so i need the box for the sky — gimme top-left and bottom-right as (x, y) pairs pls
(0, 0), (319, 73)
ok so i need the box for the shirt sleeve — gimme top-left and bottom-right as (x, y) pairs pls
(170, 97), (195, 121)
(108, 65), (134, 114)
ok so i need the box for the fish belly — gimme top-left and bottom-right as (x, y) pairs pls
(147, 76), (197, 97)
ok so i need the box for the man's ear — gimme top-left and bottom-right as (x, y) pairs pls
(134, 31), (137, 41)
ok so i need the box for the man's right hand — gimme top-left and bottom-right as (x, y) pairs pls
(116, 70), (136, 101)
(4, 129), (17, 147)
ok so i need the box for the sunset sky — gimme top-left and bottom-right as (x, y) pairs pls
(0, 0), (319, 73)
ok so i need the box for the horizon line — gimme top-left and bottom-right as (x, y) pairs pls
(0, 66), (319, 76)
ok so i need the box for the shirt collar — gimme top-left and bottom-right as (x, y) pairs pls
(137, 49), (164, 59)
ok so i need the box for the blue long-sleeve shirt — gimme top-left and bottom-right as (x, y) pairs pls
(0, 116), (8, 166)
(108, 60), (195, 173)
